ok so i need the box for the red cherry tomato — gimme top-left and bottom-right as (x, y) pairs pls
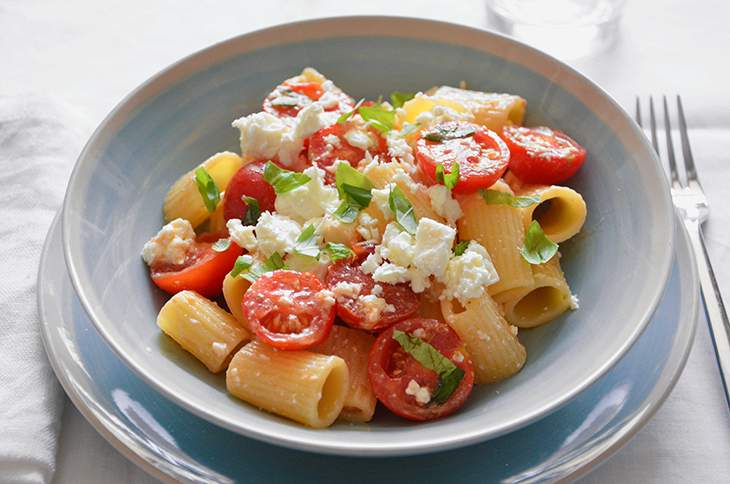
(368, 318), (474, 421)
(222, 161), (276, 222)
(416, 121), (510, 194)
(307, 123), (387, 183)
(263, 81), (353, 118)
(325, 251), (419, 331)
(502, 125), (586, 185)
(150, 233), (242, 298)
(242, 270), (336, 350)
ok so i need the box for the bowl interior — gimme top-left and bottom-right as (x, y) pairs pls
(62, 17), (673, 455)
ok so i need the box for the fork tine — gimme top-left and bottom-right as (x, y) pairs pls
(676, 95), (700, 184)
(635, 97), (643, 127)
(661, 95), (682, 187)
(648, 97), (660, 155)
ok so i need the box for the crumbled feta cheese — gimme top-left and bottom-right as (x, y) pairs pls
(274, 165), (339, 222)
(380, 223), (415, 267)
(278, 103), (331, 166)
(141, 218), (195, 266)
(254, 212), (301, 257)
(405, 379), (431, 405)
(358, 294), (395, 324)
(323, 133), (342, 148)
(371, 284), (384, 297)
(570, 294), (580, 310)
(344, 128), (375, 151)
(318, 91), (340, 109)
(370, 185), (394, 219)
(372, 262), (410, 285)
(392, 168), (422, 194)
(452, 351), (465, 363)
(356, 211), (380, 242)
(386, 132), (414, 164)
(440, 241), (499, 304)
(232, 111), (288, 161)
(412, 218), (456, 279)
(332, 281), (363, 301)
(412, 328), (426, 339)
(427, 185), (463, 226)
(226, 218), (257, 251)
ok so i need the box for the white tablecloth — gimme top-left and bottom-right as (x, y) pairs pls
(4, 0), (729, 482)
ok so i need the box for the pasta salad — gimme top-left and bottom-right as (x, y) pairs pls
(141, 68), (588, 428)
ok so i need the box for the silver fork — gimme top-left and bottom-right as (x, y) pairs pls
(636, 95), (730, 407)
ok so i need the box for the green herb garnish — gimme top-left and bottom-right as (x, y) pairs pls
(337, 98), (365, 124)
(389, 91), (415, 109)
(389, 185), (417, 235)
(520, 220), (558, 265)
(323, 242), (354, 262)
(194, 167), (220, 213)
(241, 196), (261, 226)
(480, 189), (541, 208)
(230, 255), (254, 278)
(435, 162), (460, 190)
(242, 252), (287, 283)
(358, 105), (396, 133)
(392, 330), (465, 405)
(293, 224), (320, 258)
(454, 240), (470, 256)
(211, 238), (231, 252)
(333, 163), (374, 223)
(263, 161), (311, 194)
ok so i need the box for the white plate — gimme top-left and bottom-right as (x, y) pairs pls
(39, 213), (698, 482)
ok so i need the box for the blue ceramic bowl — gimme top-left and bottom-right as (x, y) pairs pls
(62, 16), (674, 456)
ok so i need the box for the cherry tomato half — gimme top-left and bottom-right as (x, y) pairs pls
(502, 125), (586, 185)
(150, 233), (242, 298)
(325, 251), (419, 331)
(263, 81), (353, 118)
(307, 123), (387, 183)
(416, 121), (510, 194)
(222, 161), (277, 222)
(242, 270), (336, 350)
(368, 318), (474, 421)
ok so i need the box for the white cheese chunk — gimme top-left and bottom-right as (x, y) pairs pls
(440, 241), (499, 304)
(226, 218), (257, 252)
(358, 294), (395, 324)
(356, 211), (380, 242)
(405, 379), (431, 405)
(386, 132), (414, 164)
(331, 281), (363, 301)
(274, 165), (339, 222)
(254, 212), (301, 257)
(141, 218), (195, 266)
(232, 111), (288, 161)
(344, 127), (375, 151)
(370, 185), (394, 220)
(427, 185), (463, 226)
(412, 218), (456, 280)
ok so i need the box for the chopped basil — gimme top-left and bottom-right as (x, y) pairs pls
(323, 242), (354, 262)
(389, 185), (418, 235)
(241, 196), (261, 226)
(480, 189), (541, 208)
(211, 238), (231, 252)
(358, 105), (396, 133)
(435, 162), (460, 190)
(242, 252), (287, 283)
(333, 163), (373, 223)
(423, 123), (476, 143)
(194, 167), (220, 213)
(392, 329), (465, 405)
(263, 161), (311, 194)
(389, 91), (415, 109)
(230, 255), (254, 278)
(337, 98), (365, 124)
(293, 224), (320, 258)
(520, 220), (558, 265)
(454, 240), (470, 256)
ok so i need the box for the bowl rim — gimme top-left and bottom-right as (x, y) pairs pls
(61, 15), (675, 456)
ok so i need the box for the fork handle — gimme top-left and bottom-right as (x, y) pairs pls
(686, 219), (730, 408)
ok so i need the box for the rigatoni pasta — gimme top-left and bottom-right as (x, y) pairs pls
(226, 341), (349, 428)
(517, 185), (587, 243)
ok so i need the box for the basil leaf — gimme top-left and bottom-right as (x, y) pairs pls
(323, 242), (354, 262)
(230, 255), (254, 278)
(389, 91), (415, 109)
(263, 161), (311, 194)
(358, 106), (396, 133)
(333, 163), (373, 223)
(423, 123), (476, 142)
(242, 251), (287, 283)
(337, 98), (365, 124)
(293, 224), (320, 258)
(392, 330), (465, 405)
(389, 186), (417, 235)
(194, 167), (220, 213)
(241, 196), (261, 226)
(454, 240), (470, 256)
(520, 220), (558, 265)
(480, 189), (541, 208)
(435, 162), (460, 190)
(211, 238), (231, 252)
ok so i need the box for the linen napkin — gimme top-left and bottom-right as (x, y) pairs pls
(0, 96), (89, 484)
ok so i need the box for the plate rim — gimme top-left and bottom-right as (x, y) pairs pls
(59, 15), (676, 454)
(39, 211), (698, 482)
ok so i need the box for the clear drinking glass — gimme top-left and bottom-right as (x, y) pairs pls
(485, 0), (626, 60)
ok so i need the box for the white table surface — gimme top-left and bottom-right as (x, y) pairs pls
(4, 0), (730, 482)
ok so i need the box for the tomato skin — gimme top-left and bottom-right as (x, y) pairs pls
(416, 121), (510, 194)
(307, 123), (387, 183)
(150, 234), (242, 298)
(368, 318), (474, 421)
(242, 270), (336, 350)
(222, 161), (276, 222)
(502, 125), (586, 185)
(325, 252), (419, 331)
(263, 81), (353, 118)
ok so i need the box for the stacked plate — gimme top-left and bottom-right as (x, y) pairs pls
(39, 17), (700, 482)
